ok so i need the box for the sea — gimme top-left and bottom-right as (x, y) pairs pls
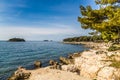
(0, 41), (88, 80)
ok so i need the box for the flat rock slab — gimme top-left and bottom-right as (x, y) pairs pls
(28, 68), (91, 80)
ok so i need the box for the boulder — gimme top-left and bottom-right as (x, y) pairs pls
(59, 56), (74, 65)
(61, 65), (80, 74)
(49, 60), (57, 66)
(80, 64), (103, 79)
(97, 67), (116, 80)
(49, 60), (62, 70)
(8, 67), (31, 80)
(114, 69), (120, 80)
(34, 60), (42, 69)
(68, 53), (81, 59)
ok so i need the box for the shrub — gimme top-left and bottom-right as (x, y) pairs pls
(109, 60), (120, 68)
(108, 45), (120, 51)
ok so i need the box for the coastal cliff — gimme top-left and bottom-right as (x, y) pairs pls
(8, 42), (120, 80)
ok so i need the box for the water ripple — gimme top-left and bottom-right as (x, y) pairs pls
(0, 41), (87, 80)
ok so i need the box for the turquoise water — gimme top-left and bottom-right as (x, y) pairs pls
(0, 41), (87, 80)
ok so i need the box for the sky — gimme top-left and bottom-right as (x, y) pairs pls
(0, 0), (98, 41)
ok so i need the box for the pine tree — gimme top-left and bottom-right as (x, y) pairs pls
(78, 0), (120, 43)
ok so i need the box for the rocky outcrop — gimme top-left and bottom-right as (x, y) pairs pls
(61, 65), (80, 74)
(59, 56), (74, 65)
(34, 61), (42, 69)
(61, 48), (120, 80)
(8, 67), (31, 80)
(97, 67), (116, 80)
(49, 60), (62, 69)
(68, 53), (81, 59)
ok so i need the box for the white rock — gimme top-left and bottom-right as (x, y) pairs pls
(97, 67), (116, 80)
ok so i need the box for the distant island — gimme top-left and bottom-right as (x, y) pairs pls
(8, 38), (25, 42)
(43, 40), (53, 42)
(43, 40), (49, 42)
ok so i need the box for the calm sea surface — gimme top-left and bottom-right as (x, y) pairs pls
(0, 41), (87, 80)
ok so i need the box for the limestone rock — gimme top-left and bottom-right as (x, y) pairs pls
(97, 67), (116, 80)
(34, 61), (42, 69)
(8, 67), (31, 80)
(49, 60), (61, 69)
(61, 65), (80, 74)
(59, 56), (74, 65)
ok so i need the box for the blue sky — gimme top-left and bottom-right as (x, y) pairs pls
(0, 0), (98, 41)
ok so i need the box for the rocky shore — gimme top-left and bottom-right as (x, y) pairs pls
(8, 42), (120, 80)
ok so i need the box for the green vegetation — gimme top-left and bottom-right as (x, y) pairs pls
(107, 53), (120, 68)
(8, 38), (25, 42)
(78, 0), (120, 43)
(110, 60), (120, 68)
(95, 51), (107, 55)
(108, 45), (120, 51)
(63, 35), (103, 42)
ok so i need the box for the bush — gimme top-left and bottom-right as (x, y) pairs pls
(109, 60), (120, 68)
(108, 45), (120, 51)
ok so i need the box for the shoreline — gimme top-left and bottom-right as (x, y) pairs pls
(8, 42), (120, 80)
(0, 41), (84, 80)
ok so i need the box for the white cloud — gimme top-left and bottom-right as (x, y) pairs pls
(0, 26), (78, 35)
(0, 25), (85, 40)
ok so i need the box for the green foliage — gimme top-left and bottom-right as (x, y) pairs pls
(63, 35), (103, 42)
(108, 45), (120, 51)
(95, 0), (118, 4)
(78, 0), (120, 42)
(109, 60), (120, 68)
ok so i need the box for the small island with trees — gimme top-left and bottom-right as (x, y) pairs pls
(8, 38), (25, 42)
